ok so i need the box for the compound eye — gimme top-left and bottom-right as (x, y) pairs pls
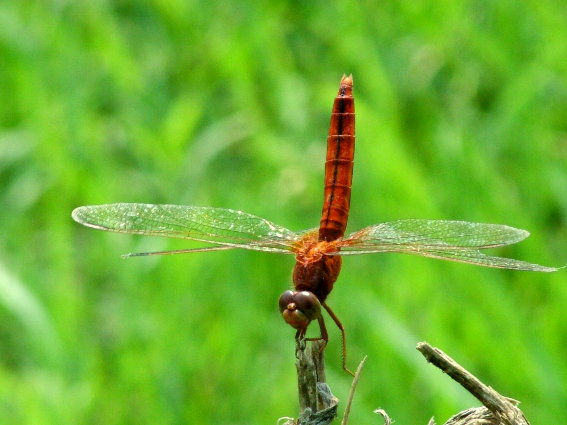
(278, 290), (322, 330)
(278, 290), (295, 313)
(293, 291), (321, 321)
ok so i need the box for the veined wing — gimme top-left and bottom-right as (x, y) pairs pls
(337, 219), (557, 272)
(72, 203), (300, 254)
(292, 227), (319, 241)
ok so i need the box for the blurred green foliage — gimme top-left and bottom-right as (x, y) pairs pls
(1, 0), (566, 424)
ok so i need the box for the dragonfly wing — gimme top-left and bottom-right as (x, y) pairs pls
(342, 220), (530, 249)
(337, 219), (557, 271)
(387, 247), (558, 272)
(72, 203), (299, 254)
(292, 227), (319, 240)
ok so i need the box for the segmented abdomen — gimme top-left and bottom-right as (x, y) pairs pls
(318, 75), (355, 242)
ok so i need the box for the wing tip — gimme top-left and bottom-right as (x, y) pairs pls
(515, 227), (530, 241)
(540, 264), (566, 273)
(71, 206), (87, 224)
(71, 205), (113, 231)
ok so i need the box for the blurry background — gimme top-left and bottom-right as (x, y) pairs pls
(1, 1), (566, 424)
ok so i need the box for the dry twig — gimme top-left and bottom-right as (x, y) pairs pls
(417, 342), (530, 425)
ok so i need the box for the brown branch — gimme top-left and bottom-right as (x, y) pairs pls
(280, 340), (532, 425)
(293, 339), (339, 425)
(417, 342), (531, 425)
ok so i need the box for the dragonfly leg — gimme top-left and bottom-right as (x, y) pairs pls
(317, 315), (328, 343)
(295, 315), (332, 360)
(295, 328), (307, 359)
(323, 302), (354, 376)
(301, 315), (328, 355)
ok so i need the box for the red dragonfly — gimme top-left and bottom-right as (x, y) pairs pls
(72, 75), (557, 374)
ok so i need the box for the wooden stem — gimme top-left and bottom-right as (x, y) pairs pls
(417, 342), (531, 425)
(294, 339), (338, 425)
(281, 340), (532, 425)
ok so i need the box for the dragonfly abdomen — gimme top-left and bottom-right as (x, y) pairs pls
(318, 75), (355, 242)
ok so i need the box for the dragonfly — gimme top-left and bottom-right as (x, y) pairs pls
(72, 75), (557, 375)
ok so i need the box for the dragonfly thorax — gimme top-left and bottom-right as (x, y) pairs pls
(292, 251), (342, 303)
(294, 240), (338, 266)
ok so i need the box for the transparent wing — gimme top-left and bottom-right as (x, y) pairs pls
(292, 227), (319, 239)
(72, 203), (300, 254)
(337, 219), (557, 272)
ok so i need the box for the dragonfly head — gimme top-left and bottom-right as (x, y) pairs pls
(278, 290), (321, 330)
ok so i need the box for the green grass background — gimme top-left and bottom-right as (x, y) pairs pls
(1, 1), (566, 424)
